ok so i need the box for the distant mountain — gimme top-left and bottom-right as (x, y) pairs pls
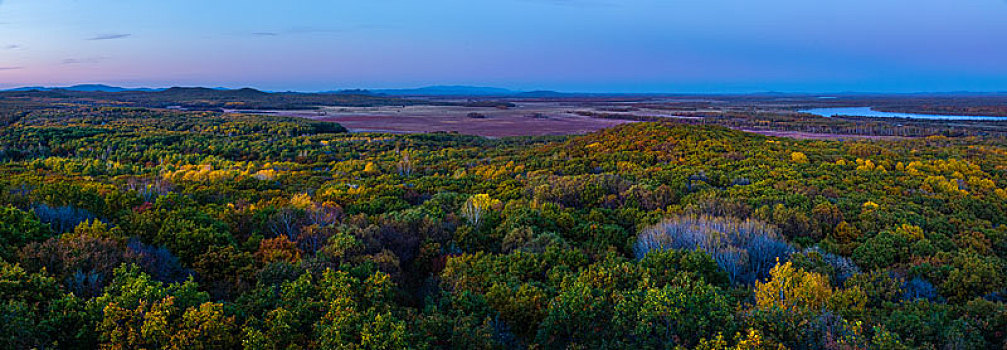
(322, 85), (585, 97)
(515, 90), (571, 98)
(2, 85), (273, 94)
(63, 84), (160, 92)
(329, 89), (377, 95)
(8, 84), (561, 97)
(4, 84), (162, 92)
(4, 86), (49, 92)
(158, 86), (268, 98)
(369, 85), (518, 96)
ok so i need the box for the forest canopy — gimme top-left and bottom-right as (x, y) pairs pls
(0, 102), (1005, 349)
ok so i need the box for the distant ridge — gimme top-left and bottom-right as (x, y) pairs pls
(375, 85), (516, 96)
(323, 85), (518, 96)
(515, 90), (573, 98)
(1, 85), (259, 93)
(4, 84), (163, 92)
(158, 86), (268, 97)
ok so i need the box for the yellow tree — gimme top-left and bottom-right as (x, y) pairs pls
(461, 194), (501, 227)
(790, 152), (809, 164)
(694, 329), (786, 350)
(363, 162), (380, 175)
(397, 149), (415, 176)
(754, 260), (833, 313)
(289, 193), (313, 210)
(168, 302), (239, 350)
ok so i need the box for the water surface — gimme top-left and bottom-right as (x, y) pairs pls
(801, 107), (1003, 121)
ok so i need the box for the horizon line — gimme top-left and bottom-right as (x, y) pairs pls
(3, 83), (1007, 96)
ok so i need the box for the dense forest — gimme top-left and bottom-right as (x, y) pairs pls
(1, 103), (1006, 349)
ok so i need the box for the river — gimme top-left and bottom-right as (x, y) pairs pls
(801, 107), (1004, 121)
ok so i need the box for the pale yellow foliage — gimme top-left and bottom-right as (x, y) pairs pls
(855, 158), (876, 172)
(790, 152), (809, 164)
(754, 260), (833, 312)
(290, 193), (313, 210)
(922, 175), (968, 195)
(364, 162), (380, 174)
(894, 224), (925, 240)
(164, 164), (239, 182)
(694, 329), (786, 350)
(253, 169), (277, 181)
(461, 194), (502, 227)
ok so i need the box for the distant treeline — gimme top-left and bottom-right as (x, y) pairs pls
(0, 87), (441, 110)
(578, 110), (1007, 138)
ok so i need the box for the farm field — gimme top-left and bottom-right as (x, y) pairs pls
(230, 103), (642, 137)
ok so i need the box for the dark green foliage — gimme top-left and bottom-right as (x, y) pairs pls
(0, 205), (51, 259)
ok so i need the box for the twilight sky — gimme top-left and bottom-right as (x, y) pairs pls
(1, 0), (1006, 93)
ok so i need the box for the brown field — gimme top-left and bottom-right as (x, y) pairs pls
(223, 97), (964, 139)
(315, 114), (634, 137)
(231, 104), (898, 140)
(226, 102), (672, 137)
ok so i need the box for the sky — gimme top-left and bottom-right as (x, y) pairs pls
(1, 0), (1006, 93)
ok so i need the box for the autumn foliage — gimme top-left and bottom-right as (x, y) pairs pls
(0, 103), (1004, 349)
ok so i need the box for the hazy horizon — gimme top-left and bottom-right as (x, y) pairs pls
(6, 83), (1007, 96)
(2, 0), (1007, 93)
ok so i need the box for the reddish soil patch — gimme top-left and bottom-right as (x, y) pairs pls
(232, 104), (639, 137)
(317, 114), (634, 137)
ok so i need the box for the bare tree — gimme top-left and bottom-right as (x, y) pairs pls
(635, 215), (794, 285)
(269, 208), (301, 240)
(397, 149), (415, 177)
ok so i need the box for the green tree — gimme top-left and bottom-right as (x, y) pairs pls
(0, 205), (50, 259)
